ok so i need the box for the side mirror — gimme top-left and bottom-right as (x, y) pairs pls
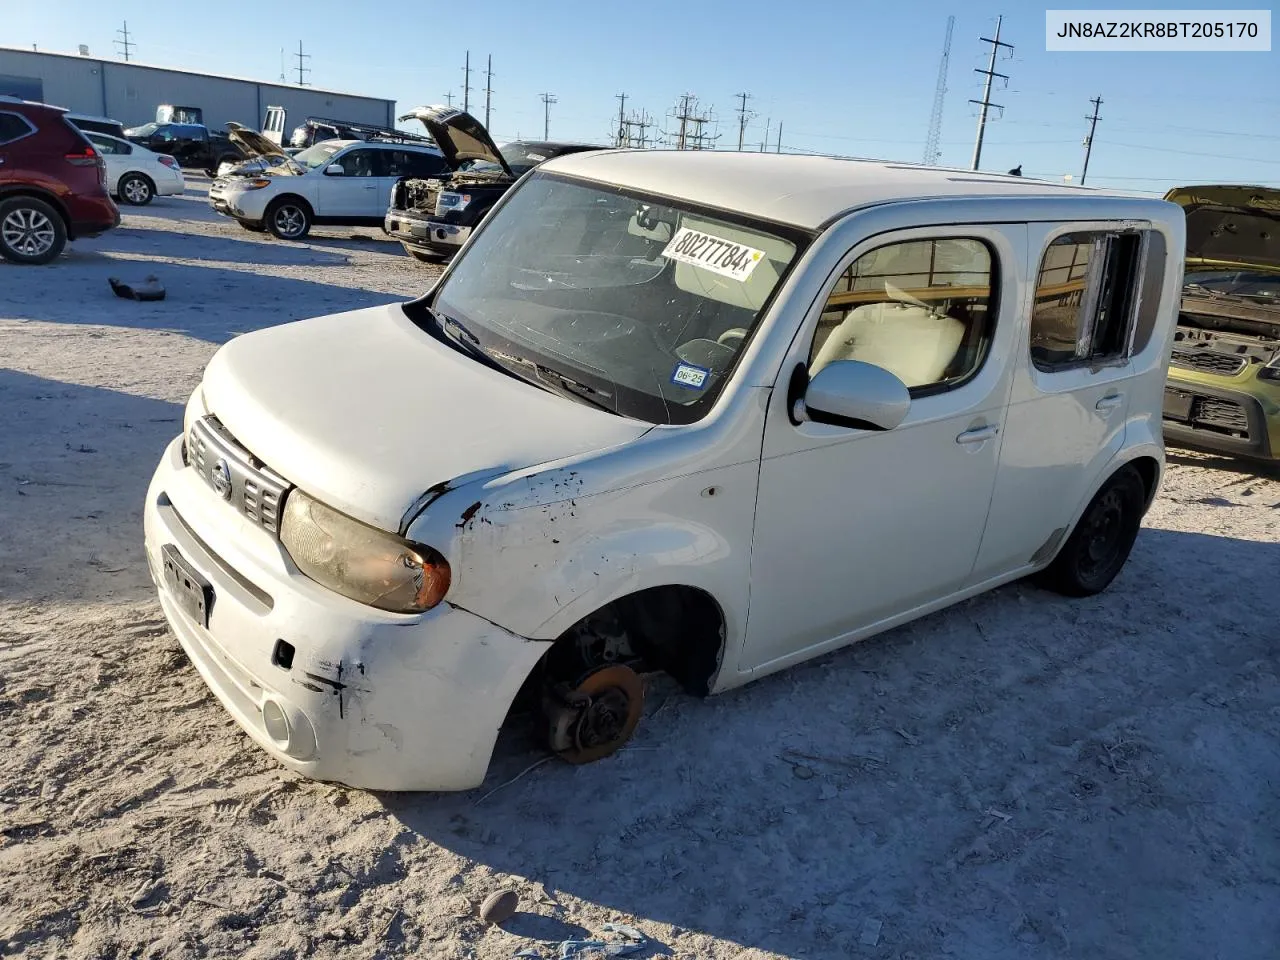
(798, 360), (910, 431)
(324, 163), (345, 176)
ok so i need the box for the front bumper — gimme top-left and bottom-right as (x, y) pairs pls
(143, 435), (551, 791)
(384, 210), (471, 251)
(1163, 374), (1278, 460)
(208, 180), (267, 220)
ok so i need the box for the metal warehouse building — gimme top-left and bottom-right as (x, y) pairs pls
(0, 47), (395, 133)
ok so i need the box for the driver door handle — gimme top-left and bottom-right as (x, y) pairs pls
(956, 424), (999, 445)
(1096, 393), (1124, 412)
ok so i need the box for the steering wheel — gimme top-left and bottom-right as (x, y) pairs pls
(717, 328), (748, 347)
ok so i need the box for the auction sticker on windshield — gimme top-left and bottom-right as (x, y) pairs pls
(662, 227), (766, 281)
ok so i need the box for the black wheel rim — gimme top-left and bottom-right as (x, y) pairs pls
(1078, 488), (1125, 579)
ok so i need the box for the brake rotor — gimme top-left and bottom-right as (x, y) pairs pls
(547, 663), (645, 765)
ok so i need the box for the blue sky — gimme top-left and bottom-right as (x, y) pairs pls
(6, 1), (1277, 193)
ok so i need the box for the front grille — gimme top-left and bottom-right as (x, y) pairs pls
(187, 416), (290, 535)
(1193, 396), (1250, 436)
(1170, 347), (1248, 377)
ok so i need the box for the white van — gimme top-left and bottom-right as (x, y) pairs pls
(143, 153), (1185, 791)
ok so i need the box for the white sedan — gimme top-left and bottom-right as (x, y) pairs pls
(82, 131), (185, 206)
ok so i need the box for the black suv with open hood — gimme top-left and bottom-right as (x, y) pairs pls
(384, 105), (603, 262)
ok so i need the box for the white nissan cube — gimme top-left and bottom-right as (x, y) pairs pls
(143, 152), (1185, 791)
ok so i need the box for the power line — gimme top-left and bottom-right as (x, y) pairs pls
(923, 15), (955, 165)
(114, 21), (134, 62)
(734, 92), (754, 151)
(1080, 95), (1103, 185)
(540, 92), (557, 139)
(969, 14), (1013, 170)
(294, 41), (311, 86)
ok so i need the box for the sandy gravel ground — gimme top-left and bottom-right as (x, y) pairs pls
(1, 183), (1278, 960)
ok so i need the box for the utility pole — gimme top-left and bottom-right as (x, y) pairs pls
(444, 91), (455, 107)
(734, 92), (753, 151)
(615, 92), (628, 146)
(923, 15), (956, 165)
(294, 41), (311, 86)
(1080, 95), (1103, 184)
(462, 52), (471, 113)
(671, 94), (716, 150)
(776, 121), (783, 153)
(540, 92), (557, 139)
(761, 117), (770, 153)
(278, 48), (287, 83)
(617, 107), (655, 149)
(969, 14), (1013, 171)
(484, 55), (494, 129)
(114, 21), (134, 62)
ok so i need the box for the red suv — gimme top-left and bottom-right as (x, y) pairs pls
(0, 97), (120, 265)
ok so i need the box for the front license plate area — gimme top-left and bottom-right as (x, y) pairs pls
(162, 544), (213, 628)
(1163, 388), (1194, 422)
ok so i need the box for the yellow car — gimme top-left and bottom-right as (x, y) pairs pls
(1162, 185), (1280, 461)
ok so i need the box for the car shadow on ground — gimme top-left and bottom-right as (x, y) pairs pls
(63, 227), (358, 268)
(380, 528), (1279, 959)
(1166, 446), (1280, 479)
(1, 258), (407, 344)
(0, 370), (184, 605)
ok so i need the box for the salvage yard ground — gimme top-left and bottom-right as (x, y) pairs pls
(1, 181), (1278, 960)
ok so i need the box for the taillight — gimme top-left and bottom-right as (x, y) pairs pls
(65, 146), (99, 167)
(158, 155), (179, 170)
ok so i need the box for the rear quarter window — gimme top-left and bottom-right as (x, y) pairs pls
(0, 111), (35, 145)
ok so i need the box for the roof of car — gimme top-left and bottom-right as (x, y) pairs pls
(324, 138), (440, 152)
(540, 149), (1153, 230)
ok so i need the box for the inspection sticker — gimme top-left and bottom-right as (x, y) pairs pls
(661, 227), (766, 281)
(670, 362), (710, 389)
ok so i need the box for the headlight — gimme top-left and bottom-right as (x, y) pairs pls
(1260, 352), (1280, 382)
(239, 178), (272, 191)
(280, 490), (451, 613)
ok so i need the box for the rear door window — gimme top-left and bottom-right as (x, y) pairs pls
(1030, 230), (1156, 370)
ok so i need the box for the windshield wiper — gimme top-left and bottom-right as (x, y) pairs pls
(488, 349), (620, 415)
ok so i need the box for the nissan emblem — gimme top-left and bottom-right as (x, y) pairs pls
(211, 458), (233, 501)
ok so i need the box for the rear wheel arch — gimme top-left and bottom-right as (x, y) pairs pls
(1127, 455), (1161, 511)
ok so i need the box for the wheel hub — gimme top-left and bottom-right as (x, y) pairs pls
(544, 664), (644, 765)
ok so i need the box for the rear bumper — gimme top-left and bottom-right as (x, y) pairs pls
(68, 194), (120, 238)
(384, 210), (471, 251)
(1162, 379), (1276, 460)
(143, 435), (552, 791)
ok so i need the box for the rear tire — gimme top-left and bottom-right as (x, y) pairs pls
(1036, 466), (1145, 597)
(118, 173), (154, 206)
(0, 196), (67, 265)
(265, 198), (312, 241)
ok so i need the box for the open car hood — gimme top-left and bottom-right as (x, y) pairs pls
(397, 105), (513, 177)
(225, 122), (289, 162)
(1164, 184), (1280, 271)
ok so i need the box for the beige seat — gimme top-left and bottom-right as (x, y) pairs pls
(810, 301), (965, 387)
